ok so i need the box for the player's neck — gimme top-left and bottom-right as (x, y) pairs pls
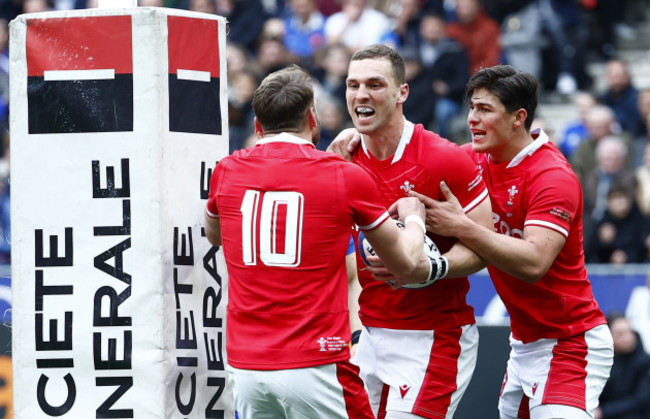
(363, 118), (404, 161)
(488, 130), (534, 163)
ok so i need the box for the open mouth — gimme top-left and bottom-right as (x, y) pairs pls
(356, 106), (375, 120)
(471, 130), (486, 141)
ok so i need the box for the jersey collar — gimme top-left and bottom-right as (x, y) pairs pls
(256, 132), (317, 147)
(505, 128), (549, 168)
(360, 118), (414, 164)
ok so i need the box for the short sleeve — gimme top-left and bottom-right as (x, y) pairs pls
(342, 164), (389, 231)
(524, 168), (580, 237)
(205, 159), (225, 219)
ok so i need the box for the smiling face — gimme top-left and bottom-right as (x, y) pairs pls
(345, 58), (407, 135)
(467, 87), (523, 162)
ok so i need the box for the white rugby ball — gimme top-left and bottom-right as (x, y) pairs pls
(357, 219), (441, 289)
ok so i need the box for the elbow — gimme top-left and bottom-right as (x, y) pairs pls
(518, 265), (548, 284)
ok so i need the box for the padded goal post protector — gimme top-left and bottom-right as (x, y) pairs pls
(10, 7), (232, 418)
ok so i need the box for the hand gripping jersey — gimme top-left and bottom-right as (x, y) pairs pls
(206, 134), (390, 370)
(463, 129), (606, 342)
(353, 121), (488, 330)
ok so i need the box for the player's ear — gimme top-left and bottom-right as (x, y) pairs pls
(513, 109), (527, 128)
(397, 83), (409, 105)
(308, 106), (318, 129)
(254, 118), (264, 138)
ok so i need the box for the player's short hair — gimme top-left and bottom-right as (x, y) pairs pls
(466, 65), (538, 131)
(350, 44), (406, 86)
(252, 65), (314, 134)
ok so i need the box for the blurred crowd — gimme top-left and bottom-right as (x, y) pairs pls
(0, 0), (648, 265)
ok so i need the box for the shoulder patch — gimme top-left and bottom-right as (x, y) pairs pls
(550, 207), (571, 222)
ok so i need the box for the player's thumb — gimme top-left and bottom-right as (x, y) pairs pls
(440, 181), (455, 202)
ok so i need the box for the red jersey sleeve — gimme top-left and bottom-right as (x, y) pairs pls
(205, 158), (227, 219)
(524, 167), (580, 237)
(342, 163), (390, 230)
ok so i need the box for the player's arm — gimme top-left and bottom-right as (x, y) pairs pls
(204, 212), (222, 246)
(363, 197), (431, 283)
(347, 251), (363, 358)
(326, 127), (361, 162)
(441, 197), (491, 278)
(412, 182), (565, 284)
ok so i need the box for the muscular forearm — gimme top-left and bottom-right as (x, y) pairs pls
(453, 218), (553, 283)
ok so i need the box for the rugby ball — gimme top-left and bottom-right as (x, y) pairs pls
(357, 219), (441, 289)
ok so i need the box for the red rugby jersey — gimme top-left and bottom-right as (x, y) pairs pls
(206, 133), (389, 369)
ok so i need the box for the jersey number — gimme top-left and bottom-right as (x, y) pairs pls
(240, 190), (304, 267)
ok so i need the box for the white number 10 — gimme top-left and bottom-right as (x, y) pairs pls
(240, 190), (304, 267)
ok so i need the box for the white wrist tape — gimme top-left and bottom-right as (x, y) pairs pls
(404, 215), (427, 235)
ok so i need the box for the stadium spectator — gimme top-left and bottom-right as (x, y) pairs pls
(328, 44), (493, 418)
(400, 48), (436, 129)
(416, 12), (470, 141)
(314, 96), (351, 151)
(445, 0), (501, 74)
(0, 132), (9, 265)
(632, 88), (650, 168)
(596, 312), (650, 419)
(216, 0), (266, 54)
(204, 64), (433, 418)
(582, 135), (637, 260)
(599, 60), (642, 138)
(498, 0), (543, 80)
(311, 43), (351, 105)
(227, 69), (257, 152)
(410, 64), (613, 419)
(391, 0), (422, 49)
(555, 91), (597, 159)
(282, 0), (326, 66)
(323, 0), (393, 53)
(188, 0), (216, 13)
(255, 36), (294, 80)
(592, 185), (647, 264)
(570, 104), (633, 184)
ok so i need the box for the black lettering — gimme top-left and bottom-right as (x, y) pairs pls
(35, 312), (72, 350)
(96, 376), (133, 418)
(202, 287), (222, 328)
(93, 287), (132, 327)
(176, 357), (198, 367)
(94, 200), (131, 236)
(37, 373), (76, 416)
(35, 270), (73, 311)
(173, 227), (194, 265)
(92, 159), (130, 198)
(174, 372), (196, 416)
(93, 331), (132, 370)
(176, 311), (197, 350)
(35, 228), (73, 267)
(94, 238), (132, 290)
(205, 376), (225, 419)
(173, 269), (192, 310)
(200, 161), (217, 200)
(36, 358), (74, 368)
(202, 242), (222, 285)
(203, 332), (224, 371)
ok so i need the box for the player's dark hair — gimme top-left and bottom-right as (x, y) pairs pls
(350, 44), (406, 85)
(252, 65), (314, 134)
(465, 65), (538, 131)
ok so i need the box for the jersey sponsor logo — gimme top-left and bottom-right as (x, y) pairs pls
(400, 181), (415, 195)
(493, 213), (523, 239)
(532, 382), (539, 396)
(550, 207), (571, 222)
(399, 384), (411, 398)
